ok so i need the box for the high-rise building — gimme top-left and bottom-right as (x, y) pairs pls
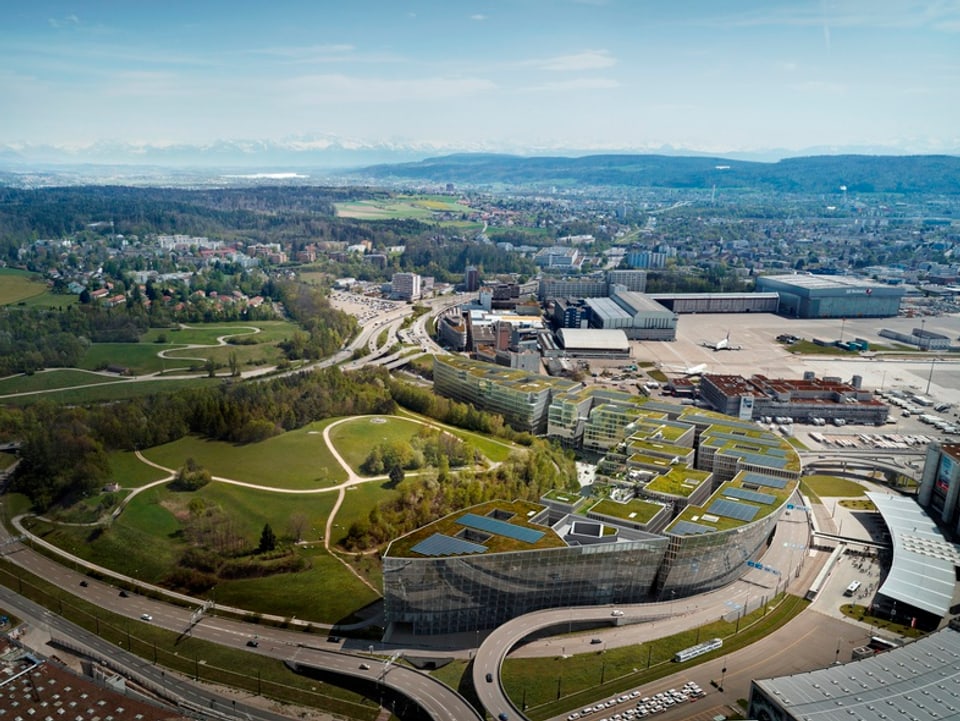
(464, 266), (480, 292)
(391, 272), (421, 300)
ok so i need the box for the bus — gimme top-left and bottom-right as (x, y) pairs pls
(844, 580), (861, 597)
(673, 638), (723, 663)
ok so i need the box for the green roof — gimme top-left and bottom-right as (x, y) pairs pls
(387, 499), (566, 558)
(645, 467), (711, 497)
(588, 497), (664, 524)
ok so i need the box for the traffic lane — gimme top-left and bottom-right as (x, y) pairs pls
(0, 586), (299, 721)
(291, 648), (482, 721)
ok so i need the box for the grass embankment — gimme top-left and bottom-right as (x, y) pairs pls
(0, 559), (382, 720)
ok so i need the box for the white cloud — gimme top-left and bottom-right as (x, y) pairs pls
(537, 50), (616, 71)
(282, 74), (497, 104)
(48, 14), (80, 29)
(528, 77), (620, 92)
(470, 14), (487, 21)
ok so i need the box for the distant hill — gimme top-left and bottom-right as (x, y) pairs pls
(356, 153), (960, 194)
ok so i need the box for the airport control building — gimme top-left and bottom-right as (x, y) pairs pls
(383, 384), (801, 635)
(755, 274), (905, 318)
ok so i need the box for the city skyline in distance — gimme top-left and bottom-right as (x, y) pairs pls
(2, 0), (958, 164)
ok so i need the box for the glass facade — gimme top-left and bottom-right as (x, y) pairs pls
(384, 538), (668, 635)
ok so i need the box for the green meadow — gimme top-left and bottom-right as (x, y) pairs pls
(328, 415), (429, 474)
(108, 450), (171, 488)
(141, 420), (349, 489)
(0, 369), (127, 396)
(25, 482), (378, 621)
(335, 194), (472, 220)
(0, 268), (49, 304)
(0, 377), (222, 406)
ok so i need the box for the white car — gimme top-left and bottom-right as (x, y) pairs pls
(140, 613), (153, 621)
(611, 609), (624, 617)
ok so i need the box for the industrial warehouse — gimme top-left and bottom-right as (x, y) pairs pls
(755, 274), (906, 318)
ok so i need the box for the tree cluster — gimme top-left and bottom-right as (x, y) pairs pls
(360, 426), (471, 475)
(170, 458), (212, 491)
(0, 304), (147, 375)
(9, 368), (395, 509)
(343, 438), (576, 551)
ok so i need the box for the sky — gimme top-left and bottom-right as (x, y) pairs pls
(1, 0), (958, 156)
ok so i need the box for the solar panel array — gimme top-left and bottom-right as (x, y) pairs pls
(411, 533), (488, 557)
(741, 472), (788, 489)
(672, 520), (713, 536)
(458, 513), (545, 543)
(724, 487), (776, 505)
(728, 449), (790, 469)
(708, 499), (759, 522)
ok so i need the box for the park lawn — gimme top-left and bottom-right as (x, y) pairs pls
(396, 407), (517, 463)
(328, 415), (429, 474)
(189, 341), (285, 370)
(142, 422), (347, 489)
(0, 268), (48, 305)
(328, 479), (402, 547)
(0, 377), (222, 406)
(194, 482), (337, 541)
(0, 368), (128, 396)
(141, 325), (258, 345)
(802, 474), (866, 498)
(81, 342), (187, 375)
(108, 451), (171, 488)
(141, 320), (300, 346)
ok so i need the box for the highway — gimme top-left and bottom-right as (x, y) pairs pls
(0, 526), (482, 721)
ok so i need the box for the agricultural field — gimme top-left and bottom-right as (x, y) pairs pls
(141, 420), (349, 489)
(0, 268), (50, 305)
(335, 194), (472, 220)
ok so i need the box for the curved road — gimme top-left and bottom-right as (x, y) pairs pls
(472, 492), (817, 721)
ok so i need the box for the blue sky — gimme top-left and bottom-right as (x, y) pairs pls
(2, 0), (958, 155)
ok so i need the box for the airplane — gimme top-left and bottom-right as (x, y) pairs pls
(663, 362), (708, 376)
(700, 331), (742, 352)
